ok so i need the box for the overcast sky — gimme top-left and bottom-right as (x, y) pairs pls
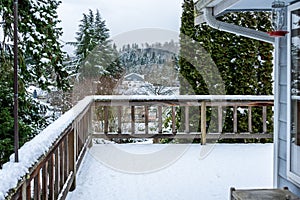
(57, 0), (183, 50)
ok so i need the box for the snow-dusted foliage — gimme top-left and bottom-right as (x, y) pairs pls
(0, 0), (70, 167)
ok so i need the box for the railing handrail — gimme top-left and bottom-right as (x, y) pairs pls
(93, 95), (274, 102)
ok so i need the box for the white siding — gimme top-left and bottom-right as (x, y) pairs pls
(277, 34), (300, 195)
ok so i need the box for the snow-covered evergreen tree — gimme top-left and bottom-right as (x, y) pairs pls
(0, 0), (68, 167)
(71, 9), (123, 99)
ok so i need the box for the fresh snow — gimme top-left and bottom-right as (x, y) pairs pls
(66, 143), (273, 200)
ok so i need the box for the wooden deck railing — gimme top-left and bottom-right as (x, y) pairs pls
(5, 97), (93, 200)
(92, 95), (274, 144)
(3, 95), (273, 200)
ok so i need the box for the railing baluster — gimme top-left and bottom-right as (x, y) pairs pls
(88, 107), (92, 134)
(172, 106), (176, 134)
(248, 106), (252, 133)
(59, 143), (64, 189)
(77, 121), (82, 152)
(201, 101), (207, 145)
(131, 106), (135, 134)
(83, 115), (86, 142)
(26, 181), (31, 199)
(118, 106), (122, 134)
(233, 106), (238, 133)
(64, 137), (69, 184)
(48, 154), (54, 200)
(21, 180), (30, 200)
(34, 171), (41, 200)
(263, 106), (267, 133)
(68, 129), (76, 191)
(104, 106), (109, 134)
(145, 106), (149, 134)
(54, 149), (59, 199)
(158, 106), (162, 134)
(42, 163), (48, 200)
(185, 106), (190, 133)
(218, 106), (223, 133)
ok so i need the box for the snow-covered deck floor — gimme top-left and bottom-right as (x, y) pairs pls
(66, 143), (273, 200)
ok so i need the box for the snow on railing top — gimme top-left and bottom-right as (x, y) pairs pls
(93, 95), (274, 101)
(0, 96), (93, 199)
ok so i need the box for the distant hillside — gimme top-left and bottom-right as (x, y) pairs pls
(118, 41), (179, 87)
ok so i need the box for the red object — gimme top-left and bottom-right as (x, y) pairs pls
(267, 31), (289, 37)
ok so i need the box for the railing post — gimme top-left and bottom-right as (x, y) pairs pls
(201, 101), (207, 145)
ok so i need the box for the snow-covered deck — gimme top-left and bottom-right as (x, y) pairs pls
(0, 96), (274, 199)
(66, 143), (273, 200)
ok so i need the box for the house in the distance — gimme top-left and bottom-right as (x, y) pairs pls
(122, 73), (146, 87)
(115, 73), (152, 95)
(195, 0), (300, 196)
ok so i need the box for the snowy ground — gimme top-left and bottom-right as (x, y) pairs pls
(66, 143), (273, 200)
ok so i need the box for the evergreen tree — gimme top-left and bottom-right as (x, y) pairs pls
(179, 0), (209, 95)
(71, 9), (123, 100)
(179, 1), (274, 137)
(195, 12), (273, 96)
(0, 0), (68, 167)
(195, 12), (273, 135)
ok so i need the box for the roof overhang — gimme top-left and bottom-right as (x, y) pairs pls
(194, 0), (295, 43)
(195, 0), (295, 17)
